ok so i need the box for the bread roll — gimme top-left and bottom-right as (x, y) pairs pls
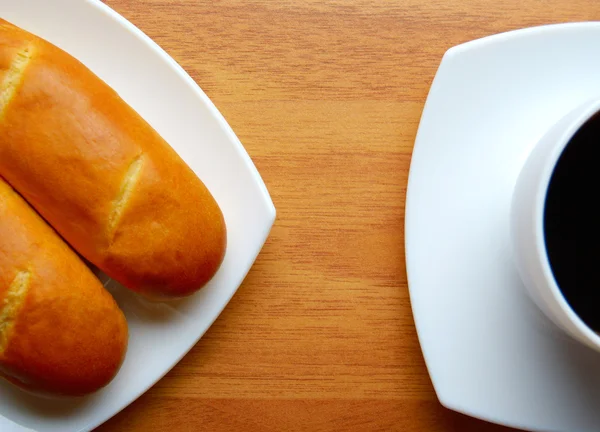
(0, 178), (128, 397)
(0, 19), (226, 300)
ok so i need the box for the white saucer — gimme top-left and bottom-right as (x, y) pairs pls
(406, 22), (600, 432)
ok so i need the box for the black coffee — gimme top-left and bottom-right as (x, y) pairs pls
(544, 113), (599, 331)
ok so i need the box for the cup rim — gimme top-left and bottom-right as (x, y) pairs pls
(534, 98), (600, 346)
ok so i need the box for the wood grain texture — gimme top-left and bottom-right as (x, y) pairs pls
(96, 1), (600, 430)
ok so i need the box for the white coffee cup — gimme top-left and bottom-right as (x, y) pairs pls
(511, 97), (600, 352)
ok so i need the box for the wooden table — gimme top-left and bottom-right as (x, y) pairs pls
(97, 1), (599, 431)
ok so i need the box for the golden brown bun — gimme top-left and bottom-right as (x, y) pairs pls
(0, 19), (226, 299)
(0, 179), (128, 397)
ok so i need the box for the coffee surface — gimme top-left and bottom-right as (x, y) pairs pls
(544, 113), (599, 331)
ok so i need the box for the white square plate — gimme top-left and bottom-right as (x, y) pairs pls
(0, 0), (275, 431)
(406, 22), (600, 432)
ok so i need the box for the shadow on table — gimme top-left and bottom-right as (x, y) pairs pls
(440, 408), (521, 432)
